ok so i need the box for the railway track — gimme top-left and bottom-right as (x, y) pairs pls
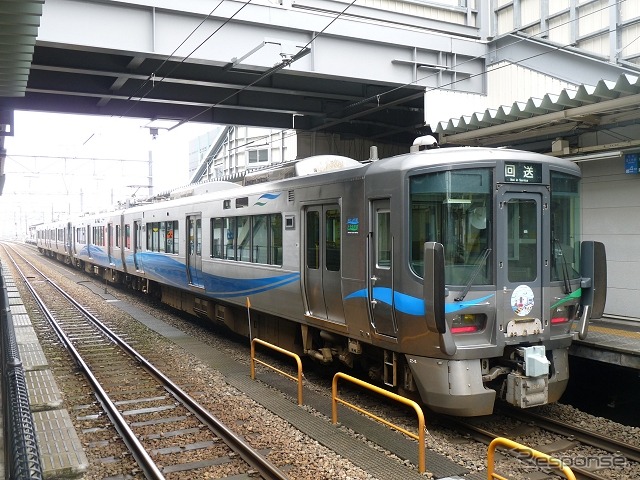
(9, 242), (640, 480)
(503, 407), (640, 464)
(5, 244), (289, 480)
(446, 405), (639, 480)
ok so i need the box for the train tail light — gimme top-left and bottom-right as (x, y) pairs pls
(550, 305), (574, 325)
(451, 313), (486, 334)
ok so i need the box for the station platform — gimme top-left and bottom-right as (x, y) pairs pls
(570, 317), (640, 370)
(1, 262), (89, 478)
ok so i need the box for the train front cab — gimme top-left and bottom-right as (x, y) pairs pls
(400, 152), (607, 416)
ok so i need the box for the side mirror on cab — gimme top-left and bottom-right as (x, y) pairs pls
(424, 242), (446, 334)
(577, 241), (607, 339)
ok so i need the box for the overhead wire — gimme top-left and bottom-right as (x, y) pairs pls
(96, 0), (632, 174)
(168, 0), (360, 131)
(120, 0), (250, 119)
(233, 0), (635, 155)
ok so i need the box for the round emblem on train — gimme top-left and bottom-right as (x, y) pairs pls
(511, 285), (535, 316)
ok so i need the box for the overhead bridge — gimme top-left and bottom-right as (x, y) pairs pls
(0, 0), (487, 145)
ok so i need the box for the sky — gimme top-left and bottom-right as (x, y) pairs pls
(0, 111), (216, 240)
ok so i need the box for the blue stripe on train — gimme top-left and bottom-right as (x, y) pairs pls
(345, 288), (494, 316)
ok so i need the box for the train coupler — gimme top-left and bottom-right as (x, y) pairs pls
(505, 346), (550, 408)
(506, 373), (548, 408)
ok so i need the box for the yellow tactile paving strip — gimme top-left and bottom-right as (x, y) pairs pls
(589, 325), (640, 340)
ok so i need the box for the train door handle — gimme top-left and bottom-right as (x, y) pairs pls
(370, 299), (377, 309)
(370, 275), (378, 284)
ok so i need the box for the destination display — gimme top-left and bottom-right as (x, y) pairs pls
(504, 162), (542, 183)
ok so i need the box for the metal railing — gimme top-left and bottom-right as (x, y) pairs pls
(488, 437), (577, 480)
(331, 372), (426, 473)
(250, 338), (304, 405)
(1, 264), (43, 479)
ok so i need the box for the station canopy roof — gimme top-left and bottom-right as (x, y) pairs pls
(0, 0), (43, 98)
(435, 73), (640, 156)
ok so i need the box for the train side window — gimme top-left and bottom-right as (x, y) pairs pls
(377, 210), (391, 268)
(326, 208), (340, 272)
(92, 227), (102, 246)
(270, 214), (283, 266)
(171, 221), (179, 254)
(147, 222), (160, 252)
(115, 225), (121, 247)
(252, 215), (268, 264)
(237, 216), (251, 261)
(195, 218), (202, 256)
(307, 211), (320, 269)
(211, 218), (223, 258)
(158, 223), (166, 252)
(124, 224), (130, 249)
(225, 217), (237, 260)
(134, 222), (142, 250)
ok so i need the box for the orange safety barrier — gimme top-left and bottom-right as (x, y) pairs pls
(488, 437), (577, 480)
(250, 338), (304, 405)
(331, 372), (426, 473)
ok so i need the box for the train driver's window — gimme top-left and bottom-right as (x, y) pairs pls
(409, 168), (492, 285)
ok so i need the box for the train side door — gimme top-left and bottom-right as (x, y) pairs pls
(303, 204), (345, 323)
(133, 220), (144, 273)
(187, 214), (204, 287)
(497, 191), (544, 334)
(368, 199), (397, 337)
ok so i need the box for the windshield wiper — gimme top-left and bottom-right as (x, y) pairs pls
(455, 248), (491, 302)
(553, 237), (572, 294)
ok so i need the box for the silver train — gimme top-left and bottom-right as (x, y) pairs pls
(36, 138), (607, 416)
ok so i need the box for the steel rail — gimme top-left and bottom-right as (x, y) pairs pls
(8, 245), (289, 480)
(6, 247), (165, 480)
(503, 407), (640, 463)
(445, 416), (613, 480)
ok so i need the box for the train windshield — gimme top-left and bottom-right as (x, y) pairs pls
(550, 171), (581, 281)
(410, 168), (492, 285)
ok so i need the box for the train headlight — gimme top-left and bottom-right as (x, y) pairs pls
(451, 313), (486, 334)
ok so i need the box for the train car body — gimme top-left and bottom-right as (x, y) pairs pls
(36, 143), (607, 416)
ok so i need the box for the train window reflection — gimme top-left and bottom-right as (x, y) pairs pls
(410, 168), (492, 285)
